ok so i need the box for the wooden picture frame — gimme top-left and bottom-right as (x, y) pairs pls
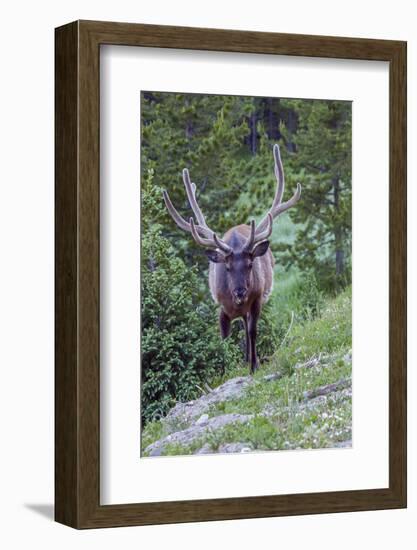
(55, 20), (407, 529)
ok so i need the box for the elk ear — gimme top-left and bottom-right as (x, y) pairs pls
(205, 250), (226, 263)
(251, 240), (270, 258)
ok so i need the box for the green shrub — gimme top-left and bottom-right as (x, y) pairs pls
(141, 227), (241, 424)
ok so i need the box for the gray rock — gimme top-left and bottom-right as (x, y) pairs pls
(261, 403), (278, 417)
(218, 442), (253, 454)
(299, 386), (352, 410)
(344, 351), (352, 364)
(146, 446), (164, 457)
(262, 386), (352, 418)
(163, 376), (253, 432)
(303, 378), (351, 400)
(195, 413), (209, 426)
(295, 357), (321, 370)
(262, 373), (282, 382)
(145, 413), (253, 456)
(332, 439), (352, 448)
(194, 443), (212, 454)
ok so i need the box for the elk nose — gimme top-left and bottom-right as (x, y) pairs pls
(234, 287), (247, 299)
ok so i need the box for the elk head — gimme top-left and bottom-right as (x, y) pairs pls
(200, 217), (273, 306)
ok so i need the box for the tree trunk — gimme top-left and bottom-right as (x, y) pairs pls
(185, 120), (193, 139)
(333, 177), (344, 277)
(185, 97), (193, 139)
(250, 111), (257, 155)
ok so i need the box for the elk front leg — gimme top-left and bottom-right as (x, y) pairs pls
(248, 300), (261, 374)
(219, 309), (231, 339)
(243, 315), (251, 363)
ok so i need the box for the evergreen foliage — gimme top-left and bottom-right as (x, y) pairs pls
(141, 168), (241, 423)
(278, 99), (352, 291)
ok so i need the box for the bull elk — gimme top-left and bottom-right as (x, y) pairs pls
(163, 144), (301, 374)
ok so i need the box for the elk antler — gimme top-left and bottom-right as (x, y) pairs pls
(189, 218), (232, 254)
(255, 144), (301, 235)
(163, 144), (300, 256)
(242, 144), (300, 253)
(243, 213), (273, 252)
(163, 169), (232, 254)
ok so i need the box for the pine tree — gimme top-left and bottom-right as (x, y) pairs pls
(278, 99), (352, 291)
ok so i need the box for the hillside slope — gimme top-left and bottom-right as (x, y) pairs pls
(142, 288), (352, 457)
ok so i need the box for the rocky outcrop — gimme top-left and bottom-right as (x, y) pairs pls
(333, 439), (352, 448)
(143, 359), (352, 457)
(162, 373), (282, 435)
(145, 413), (253, 456)
(163, 376), (253, 433)
(194, 442), (254, 455)
(302, 378), (351, 400)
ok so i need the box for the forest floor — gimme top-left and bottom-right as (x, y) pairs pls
(141, 287), (352, 457)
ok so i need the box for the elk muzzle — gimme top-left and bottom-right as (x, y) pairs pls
(233, 287), (248, 305)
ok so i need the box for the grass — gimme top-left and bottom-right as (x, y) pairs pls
(141, 420), (165, 451)
(141, 286), (352, 456)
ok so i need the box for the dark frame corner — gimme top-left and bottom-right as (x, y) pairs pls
(55, 20), (407, 529)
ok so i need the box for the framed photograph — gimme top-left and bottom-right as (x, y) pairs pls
(55, 20), (406, 528)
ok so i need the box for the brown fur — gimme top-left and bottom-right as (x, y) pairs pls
(209, 224), (274, 318)
(208, 224), (275, 373)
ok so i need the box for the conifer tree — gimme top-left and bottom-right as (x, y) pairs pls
(278, 99), (352, 291)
